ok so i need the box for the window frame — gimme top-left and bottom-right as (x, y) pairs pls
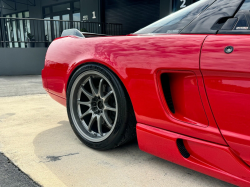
(4, 11), (29, 18)
(42, 0), (80, 21)
(218, 1), (250, 34)
(181, 0), (244, 34)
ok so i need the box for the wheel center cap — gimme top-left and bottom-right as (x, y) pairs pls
(97, 100), (104, 110)
(91, 97), (103, 114)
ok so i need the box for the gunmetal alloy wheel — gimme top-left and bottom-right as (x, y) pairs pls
(70, 70), (118, 142)
(67, 64), (136, 150)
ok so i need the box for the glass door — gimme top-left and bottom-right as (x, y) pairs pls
(62, 14), (70, 30)
(53, 15), (60, 38)
(44, 17), (51, 42)
(43, 1), (80, 36)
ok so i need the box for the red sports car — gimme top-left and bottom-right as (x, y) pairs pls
(42, 0), (250, 186)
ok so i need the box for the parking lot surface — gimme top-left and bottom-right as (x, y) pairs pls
(0, 75), (46, 97)
(0, 76), (235, 187)
(0, 152), (40, 187)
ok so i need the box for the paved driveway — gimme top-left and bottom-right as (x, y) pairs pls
(0, 76), (235, 187)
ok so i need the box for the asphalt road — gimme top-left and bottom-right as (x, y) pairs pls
(0, 76), (236, 187)
(0, 153), (40, 187)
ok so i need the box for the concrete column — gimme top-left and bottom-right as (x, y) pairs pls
(29, 0), (45, 47)
(0, 0), (3, 17)
(29, 0), (42, 19)
(80, 0), (101, 22)
(80, 0), (101, 33)
(160, 0), (172, 18)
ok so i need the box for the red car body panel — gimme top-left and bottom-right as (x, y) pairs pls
(42, 33), (250, 186)
(201, 34), (250, 166)
(157, 70), (209, 127)
(137, 123), (250, 187)
(43, 34), (226, 144)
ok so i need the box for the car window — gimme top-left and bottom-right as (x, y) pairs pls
(135, 0), (216, 34)
(239, 0), (250, 10)
(234, 14), (249, 30)
(233, 0), (250, 30)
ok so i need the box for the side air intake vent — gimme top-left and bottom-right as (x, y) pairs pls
(160, 73), (175, 113)
(177, 139), (190, 159)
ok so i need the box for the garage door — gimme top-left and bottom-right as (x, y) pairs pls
(105, 0), (160, 35)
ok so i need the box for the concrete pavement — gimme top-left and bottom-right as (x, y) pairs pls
(0, 76), (235, 187)
(0, 76), (46, 97)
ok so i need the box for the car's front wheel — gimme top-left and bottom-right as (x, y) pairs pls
(67, 64), (136, 150)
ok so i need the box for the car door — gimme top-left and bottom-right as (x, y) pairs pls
(132, 0), (228, 144)
(200, 0), (250, 166)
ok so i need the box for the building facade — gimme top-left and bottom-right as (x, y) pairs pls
(0, 0), (197, 75)
(0, 0), (198, 45)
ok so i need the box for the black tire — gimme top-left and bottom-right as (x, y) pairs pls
(67, 63), (136, 150)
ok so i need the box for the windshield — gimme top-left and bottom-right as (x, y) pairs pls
(135, 0), (216, 34)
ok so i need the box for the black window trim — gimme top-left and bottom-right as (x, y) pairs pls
(42, 0), (80, 20)
(219, 9), (250, 34)
(181, 0), (244, 34)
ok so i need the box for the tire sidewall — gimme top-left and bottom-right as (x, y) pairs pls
(67, 63), (128, 150)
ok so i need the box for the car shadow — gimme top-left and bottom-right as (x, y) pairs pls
(33, 120), (236, 187)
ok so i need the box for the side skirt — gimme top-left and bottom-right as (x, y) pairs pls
(137, 123), (250, 187)
(48, 92), (66, 107)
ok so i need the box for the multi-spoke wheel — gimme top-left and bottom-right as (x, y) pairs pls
(67, 64), (136, 150)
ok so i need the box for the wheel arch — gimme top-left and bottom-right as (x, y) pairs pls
(66, 61), (137, 120)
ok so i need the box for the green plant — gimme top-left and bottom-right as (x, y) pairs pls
(27, 32), (34, 40)
(80, 28), (88, 32)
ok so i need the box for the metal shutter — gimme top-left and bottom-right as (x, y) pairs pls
(105, 0), (160, 35)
